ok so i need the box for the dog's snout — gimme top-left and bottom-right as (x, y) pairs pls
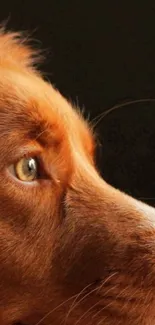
(62, 164), (155, 293)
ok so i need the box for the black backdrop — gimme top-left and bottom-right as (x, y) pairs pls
(1, 1), (155, 205)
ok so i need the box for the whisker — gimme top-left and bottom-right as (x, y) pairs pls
(94, 285), (144, 325)
(138, 197), (155, 200)
(73, 284), (118, 325)
(96, 314), (108, 325)
(34, 293), (79, 325)
(63, 282), (94, 324)
(64, 287), (101, 325)
(35, 281), (100, 325)
(64, 272), (117, 324)
(96, 272), (118, 294)
(91, 98), (155, 128)
(92, 285), (134, 321)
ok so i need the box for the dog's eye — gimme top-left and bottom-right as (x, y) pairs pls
(14, 157), (38, 182)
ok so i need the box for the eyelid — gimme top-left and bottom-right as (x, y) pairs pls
(10, 143), (43, 165)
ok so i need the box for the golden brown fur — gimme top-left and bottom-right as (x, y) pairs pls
(0, 28), (155, 325)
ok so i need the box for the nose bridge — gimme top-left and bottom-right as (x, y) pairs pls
(72, 148), (107, 191)
(72, 149), (155, 239)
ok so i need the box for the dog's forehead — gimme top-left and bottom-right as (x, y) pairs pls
(0, 69), (71, 126)
(0, 68), (94, 154)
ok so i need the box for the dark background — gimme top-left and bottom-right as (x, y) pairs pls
(1, 1), (155, 205)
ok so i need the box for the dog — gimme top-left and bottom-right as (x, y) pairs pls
(0, 28), (155, 325)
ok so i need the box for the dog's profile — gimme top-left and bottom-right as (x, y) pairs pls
(0, 28), (155, 325)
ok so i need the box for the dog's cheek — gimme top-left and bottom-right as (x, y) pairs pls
(0, 201), (57, 288)
(51, 216), (117, 296)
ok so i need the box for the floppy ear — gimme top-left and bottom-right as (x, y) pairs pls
(0, 27), (42, 69)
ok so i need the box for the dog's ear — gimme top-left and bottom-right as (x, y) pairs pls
(0, 27), (42, 69)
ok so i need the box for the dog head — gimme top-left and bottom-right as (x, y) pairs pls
(0, 29), (155, 325)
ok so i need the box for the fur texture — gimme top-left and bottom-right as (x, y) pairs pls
(0, 29), (155, 325)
